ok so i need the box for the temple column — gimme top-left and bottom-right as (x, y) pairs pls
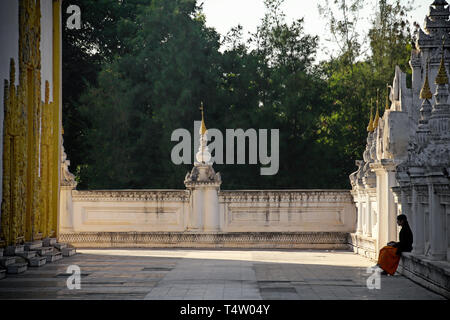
(411, 185), (424, 255)
(371, 160), (398, 251)
(427, 172), (448, 261)
(355, 190), (363, 234)
(366, 189), (374, 237)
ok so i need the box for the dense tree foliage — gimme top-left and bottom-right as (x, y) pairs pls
(62, 0), (414, 190)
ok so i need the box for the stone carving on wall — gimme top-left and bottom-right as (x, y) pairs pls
(72, 190), (190, 202)
(60, 134), (76, 188)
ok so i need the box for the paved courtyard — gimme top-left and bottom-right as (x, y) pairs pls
(0, 249), (445, 300)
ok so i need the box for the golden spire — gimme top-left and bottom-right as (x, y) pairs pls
(420, 59), (433, 100)
(435, 37), (448, 85)
(367, 100), (374, 132)
(200, 102), (207, 135)
(373, 90), (380, 129)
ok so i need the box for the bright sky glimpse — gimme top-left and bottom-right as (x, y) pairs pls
(200, 0), (432, 61)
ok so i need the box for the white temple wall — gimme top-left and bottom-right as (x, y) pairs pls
(0, 0), (19, 211)
(219, 190), (355, 233)
(67, 190), (190, 232)
(60, 189), (356, 235)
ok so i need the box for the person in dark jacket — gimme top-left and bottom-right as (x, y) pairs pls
(388, 214), (413, 256)
(375, 214), (413, 275)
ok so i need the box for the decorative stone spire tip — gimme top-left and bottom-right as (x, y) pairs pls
(420, 59), (433, 100)
(435, 38), (448, 85)
(200, 102), (207, 135)
(367, 102), (374, 133)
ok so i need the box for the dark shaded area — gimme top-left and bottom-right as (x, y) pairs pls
(61, 0), (413, 190)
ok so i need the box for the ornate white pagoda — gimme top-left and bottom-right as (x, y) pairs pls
(349, 0), (450, 297)
(184, 103), (222, 231)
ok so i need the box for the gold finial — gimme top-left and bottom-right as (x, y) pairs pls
(200, 102), (207, 135)
(367, 100), (374, 132)
(420, 59), (433, 100)
(435, 36), (448, 85)
(385, 84), (391, 110)
(374, 90), (380, 129)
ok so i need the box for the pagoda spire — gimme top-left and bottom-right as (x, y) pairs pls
(367, 100), (374, 133)
(373, 90), (380, 129)
(200, 101), (207, 135)
(424, 0), (450, 35)
(195, 102), (212, 164)
(420, 59), (433, 100)
(435, 38), (449, 85)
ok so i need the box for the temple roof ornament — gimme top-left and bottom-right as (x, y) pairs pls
(195, 102), (212, 164)
(185, 102), (221, 187)
(417, 0), (450, 49)
(200, 101), (207, 135)
(435, 39), (449, 84)
(373, 106), (380, 129)
(425, 0), (450, 34)
(420, 59), (433, 100)
(373, 90), (380, 129)
(367, 103), (374, 132)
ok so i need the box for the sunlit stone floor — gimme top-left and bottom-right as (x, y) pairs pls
(0, 249), (445, 300)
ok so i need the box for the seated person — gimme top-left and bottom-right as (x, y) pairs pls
(375, 214), (413, 275)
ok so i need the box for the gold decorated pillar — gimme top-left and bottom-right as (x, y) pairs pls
(1, 60), (27, 246)
(1, 0), (62, 246)
(22, 0), (43, 241)
(51, 0), (62, 238)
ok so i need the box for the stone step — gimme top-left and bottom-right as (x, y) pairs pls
(35, 247), (54, 255)
(4, 245), (24, 256)
(42, 238), (57, 247)
(0, 256), (16, 268)
(62, 247), (76, 257)
(43, 251), (63, 263)
(16, 251), (37, 259)
(28, 256), (47, 267)
(0, 269), (5, 280)
(24, 241), (43, 251)
(53, 243), (67, 250)
(7, 262), (27, 274)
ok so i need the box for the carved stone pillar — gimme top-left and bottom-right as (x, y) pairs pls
(355, 191), (363, 234)
(427, 172), (448, 261)
(371, 159), (398, 252)
(184, 165), (222, 232)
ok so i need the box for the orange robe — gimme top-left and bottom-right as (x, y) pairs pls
(377, 246), (400, 275)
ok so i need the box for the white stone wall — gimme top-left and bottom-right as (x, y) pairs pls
(220, 190), (356, 232)
(60, 189), (356, 235)
(66, 190), (191, 232)
(0, 0), (19, 213)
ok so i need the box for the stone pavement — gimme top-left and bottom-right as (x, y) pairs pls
(0, 249), (445, 300)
